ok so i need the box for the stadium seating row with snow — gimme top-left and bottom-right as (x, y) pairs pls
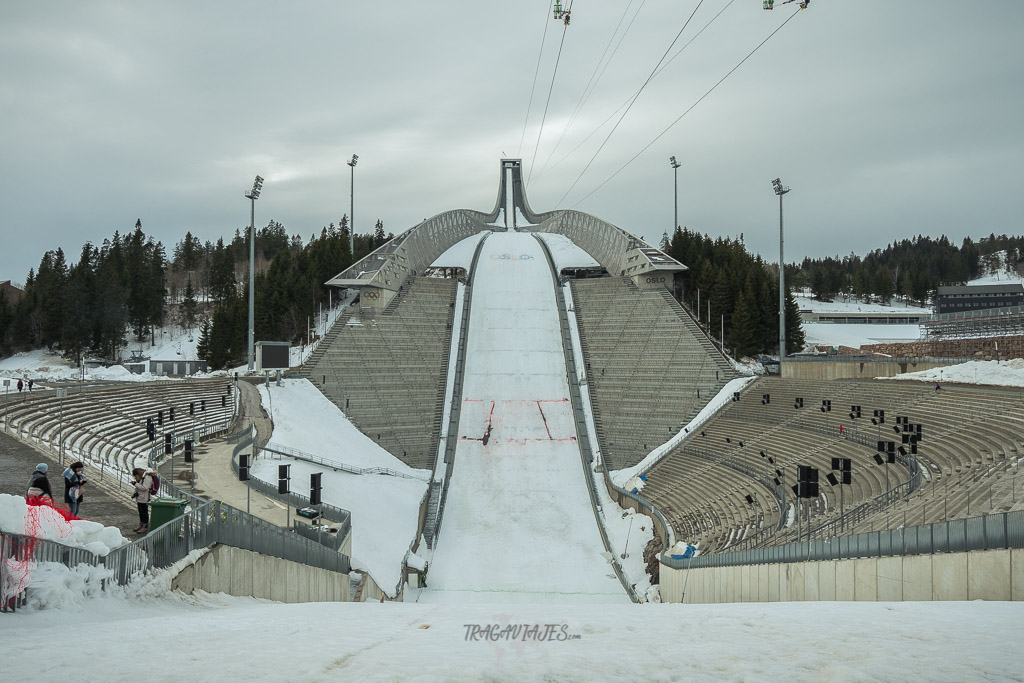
(1, 379), (233, 475)
(570, 277), (736, 471)
(302, 277), (457, 470)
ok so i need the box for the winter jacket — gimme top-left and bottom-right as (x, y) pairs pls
(63, 468), (85, 504)
(27, 470), (52, 499)
(133, 473), (155, 504)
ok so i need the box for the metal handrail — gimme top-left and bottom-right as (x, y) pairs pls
(662, 508), (1024, 570)
(260, 442), (429, 481)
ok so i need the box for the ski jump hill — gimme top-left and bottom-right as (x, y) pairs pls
(303, 159), (737, 601)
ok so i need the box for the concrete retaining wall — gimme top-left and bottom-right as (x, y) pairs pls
(660, 548), (1022, 603)
(171, 544), (350, 603)
(782, 359), (957, 381)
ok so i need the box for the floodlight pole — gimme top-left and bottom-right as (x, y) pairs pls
(348, 154), (358, 258)
(773, 178), (790, 364)
(669, 156), (681, 235)
(245, 175), (264, 372)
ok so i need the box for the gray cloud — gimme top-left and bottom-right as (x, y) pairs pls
(1, 1), (1021, 285)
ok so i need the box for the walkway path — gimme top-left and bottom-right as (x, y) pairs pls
(0, 432), (139, 534)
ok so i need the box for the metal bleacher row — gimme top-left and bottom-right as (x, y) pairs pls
(639, 375), (1024, 555)
(301, 276), (457, 470)
(1, 378), (233, 476)
(570, 277), (736, 471)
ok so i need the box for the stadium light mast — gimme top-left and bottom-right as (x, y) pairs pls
(772, 177), (790, 363)
(347, 154), (358, 258)
(669, 156), (681, 235)
(245, 175), (264, 372)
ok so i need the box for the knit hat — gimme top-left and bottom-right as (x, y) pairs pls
(35, 463), (48, 473)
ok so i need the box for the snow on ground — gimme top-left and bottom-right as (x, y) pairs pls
(536, 232), (600, 271)
(420, 232), (627, 603)
(883, 358), (1024, 387)
(802, 323), (922, 349)
(429, 230), (491, 270)
(0, 494), (129, 556)
(611, 376), (756, 488)
(1, 592), (1022, 681)
(254, 379), (427, 594)
(0, 348), (187, 383)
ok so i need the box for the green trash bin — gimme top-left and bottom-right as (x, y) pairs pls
(148, 497), (188, 530)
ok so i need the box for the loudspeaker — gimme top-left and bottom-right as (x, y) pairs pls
(278, 464), (290, 495)
(310, 472), (323, 505)
(238, 453), (250, 481)
(184, 439), (194, 463)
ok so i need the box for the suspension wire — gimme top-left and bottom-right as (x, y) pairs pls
(537, 0), (735, 183)
(569, 9), (802, 208)
(537, 0), (643, 177)
(555, 0), (707, 207)
(526, 20), (571, 188)
(518, 2), (554, 158)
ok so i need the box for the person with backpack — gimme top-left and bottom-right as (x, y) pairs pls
(130, 467), (158, 533)
(26, 463), (53, 504)
(63, 461), (87, 517)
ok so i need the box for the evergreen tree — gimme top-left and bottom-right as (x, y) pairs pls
(785, 287), (805, 354)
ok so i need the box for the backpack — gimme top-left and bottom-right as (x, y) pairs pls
(149, 473), (160, 496)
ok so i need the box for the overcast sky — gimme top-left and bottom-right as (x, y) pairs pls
(1, 1), (1022, 284)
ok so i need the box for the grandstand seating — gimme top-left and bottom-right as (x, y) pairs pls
(301, 276), (457, 470)
(570, 277), (736, 471)
(638, 376), (1024, 554)
(1, 379), (233, 475)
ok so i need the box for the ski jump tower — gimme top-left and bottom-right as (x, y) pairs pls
(325, 159), (688, 313)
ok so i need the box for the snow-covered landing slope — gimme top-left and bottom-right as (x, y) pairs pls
(421, 232), (626, 604)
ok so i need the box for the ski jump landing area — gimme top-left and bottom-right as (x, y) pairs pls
(420, 232), (627, 603)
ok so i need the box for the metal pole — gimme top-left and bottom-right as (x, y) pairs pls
(778, 191), (786, 360)
(349, 161), (355, 258)
(673, 163), (679, 233)
(248, 194), (255, 371)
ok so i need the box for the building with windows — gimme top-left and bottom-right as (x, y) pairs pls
(935, 283), (1024, 314)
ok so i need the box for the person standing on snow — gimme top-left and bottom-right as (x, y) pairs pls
(130, 467), (154, 533)
(26, 463), (53, 504)
(63, 461), (87, 517)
